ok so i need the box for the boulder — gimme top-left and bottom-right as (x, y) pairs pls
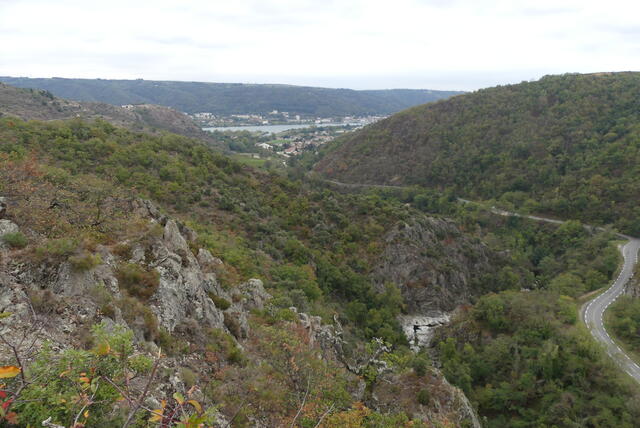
(0, 219), (19, 248)
(0, 219), (18, 237)
(233, 279), (271, 311)
(197, 248), (223, 271)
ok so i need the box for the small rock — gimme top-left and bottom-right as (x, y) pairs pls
(0, 197), (6, 219)
(0, 219), (19, 237)
(0, 219), (19, 248)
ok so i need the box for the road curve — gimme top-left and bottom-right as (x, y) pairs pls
(319, 179), (640, 382)
(463, 200), (640, 383)
(467, 201), (640, 382)
(581, 237), (640, 382)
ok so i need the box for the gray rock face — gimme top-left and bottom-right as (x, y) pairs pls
(373, 216), (494, 314)
(197, 248), (222, 271)
(10, 199), (270, 343)
(149, 219), (223, 332)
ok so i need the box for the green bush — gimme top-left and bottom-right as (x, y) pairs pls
(416, 388), (430, 405)
(179, 367), (198, 388)
(117, 296), (159, 342)
(412, 355), (429, 377)
(35, 237), (78, 260)
(69, 252), (102, 271)
(208, 293), (231, 310)
(2, 231), (27, 248)
(156, 328), (189, 356)
(116, 263), (160, 300)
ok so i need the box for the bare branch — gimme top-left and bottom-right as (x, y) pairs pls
(313, 403), (335, 428)
(290, 376), (311, 428)
(121, 349), (162, 428)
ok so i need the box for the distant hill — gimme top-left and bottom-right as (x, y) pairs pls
(0, 83), (213, 141)
(0, 76), (463, 116)
(315, 72), (640, 233)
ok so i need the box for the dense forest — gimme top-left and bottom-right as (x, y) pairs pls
(436, 289), (640, 427)
(0, 77), (462, 116)
(315, 72), (640, 234)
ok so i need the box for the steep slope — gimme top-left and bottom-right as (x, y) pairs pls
(0, 76), (463, 116)
(0, 83), (212, 141)
(315, 72), (640, 233)
(1, 116), (638, 426)
(0, 116), (508, 425)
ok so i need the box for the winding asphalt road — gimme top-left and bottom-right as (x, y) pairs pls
(321, 178), (640, 382)
(462, 200), (640, 383)
(581, 237), (640, 382)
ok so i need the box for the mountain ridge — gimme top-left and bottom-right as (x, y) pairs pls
(0, 76), (463, 116)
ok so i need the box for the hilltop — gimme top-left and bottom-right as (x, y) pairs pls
(0, 83), (213, 141)
(0, 76), (463, 116)
(315, 72), (640, 234)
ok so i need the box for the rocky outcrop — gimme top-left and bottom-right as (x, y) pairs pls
(3, 198), (270, 345)
(373, 216), (494, 314)
(149, 219), (224, 332)
(369, 368), (482, 428)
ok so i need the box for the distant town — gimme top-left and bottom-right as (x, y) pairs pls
(190, 110), (384, 128)
(191, 111), (386, 157)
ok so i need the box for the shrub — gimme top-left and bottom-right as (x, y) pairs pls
(117, 296), (159, 341)
(179, 367), (198, 388)
(417, 388), (430, 405)
(156, 328), (190, 356)
(27, 289), (60, 315)
(116, 263), (160, 300)
(208, 293), (231, 310)
(223, 312), (244, 339)
(205, 328), (245, 366)
(2, 231), (27, 248)
(412, 355), (430, 377)
(112, 243), (133, 259)
(35, 238), (78, 260)
(69, 252), (102, 272)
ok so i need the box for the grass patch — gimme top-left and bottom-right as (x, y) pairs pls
(2, 231), (28, 248)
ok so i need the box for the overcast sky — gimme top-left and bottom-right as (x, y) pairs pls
(1, 0), (639, 90)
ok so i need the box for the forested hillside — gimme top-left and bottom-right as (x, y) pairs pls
(0, 116), (510, 426)
(1, 112), (638, 425)
(315, 72), (640, 234)
(0, 83), (215, 142)
(0, 76), (462, 116)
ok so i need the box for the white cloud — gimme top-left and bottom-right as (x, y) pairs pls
(0, 0), (639, 89)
